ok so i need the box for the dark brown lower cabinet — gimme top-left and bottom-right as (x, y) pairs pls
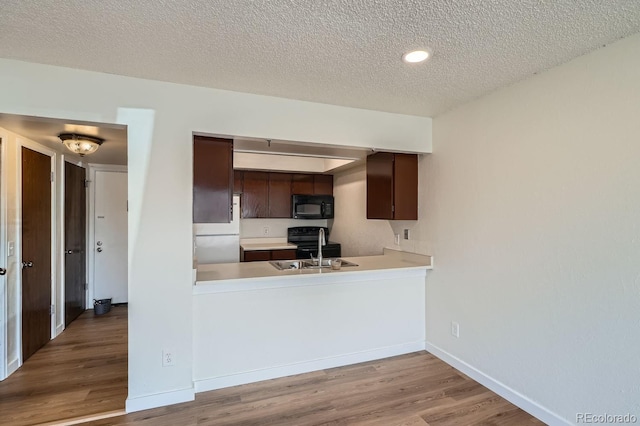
(241, 249), (296, 262)
(270, 249), (297, 260)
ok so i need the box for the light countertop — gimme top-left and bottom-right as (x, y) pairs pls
(195, 248), (432, 287)
(240, 237), (297, 251)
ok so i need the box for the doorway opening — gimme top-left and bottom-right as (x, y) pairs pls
(0, 113), (129, 424)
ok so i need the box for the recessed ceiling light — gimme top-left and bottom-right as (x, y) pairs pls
(402, 50), (430, 64)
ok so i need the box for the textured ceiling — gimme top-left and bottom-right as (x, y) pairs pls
(1, 1), (640, 117)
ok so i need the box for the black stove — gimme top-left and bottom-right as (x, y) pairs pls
(288, 226), (341, 259)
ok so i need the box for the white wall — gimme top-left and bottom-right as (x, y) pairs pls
(193, 270), (426, 392)
(0, 58), (432, 410)
(423, 33), (640, 422)
(240, 218), (327, 239)
(0, 127), (21, 375)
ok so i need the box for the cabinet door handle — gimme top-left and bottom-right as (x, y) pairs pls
(21, 261), (33, 268)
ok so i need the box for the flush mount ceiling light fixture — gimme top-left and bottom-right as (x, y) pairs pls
(59, 132), (105, 156)
(402, 50), (430, 63)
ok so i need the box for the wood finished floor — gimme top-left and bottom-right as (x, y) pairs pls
(0, 306), (128, 426)
(91, 351), (544, 426)
(0, 306), (544, 425)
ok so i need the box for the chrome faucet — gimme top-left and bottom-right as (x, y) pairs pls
(317, 228), (326, 266)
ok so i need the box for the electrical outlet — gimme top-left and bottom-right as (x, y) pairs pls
(451, 321), (460, 338)
(404, 229), (410, 240)
(263, 226), (270, 236)
(394, 234), (400, 245)
(162, 348), (176, 367)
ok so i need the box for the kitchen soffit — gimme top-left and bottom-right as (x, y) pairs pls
(233, 137), (371, 174)
(1, 1), (639, 117)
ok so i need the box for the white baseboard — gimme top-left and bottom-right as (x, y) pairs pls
(55, 323), (64, 338)
(125, 387), (195, 413)
(195, 341), (426, 393)
(425, 342), (570, 426)
(7, 357), (19, 376)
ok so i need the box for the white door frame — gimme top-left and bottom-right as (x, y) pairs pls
(0, 134), (7, 381)
(87, 164), (127, 307)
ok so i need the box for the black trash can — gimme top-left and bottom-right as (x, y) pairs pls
(94, 298), (112, 315)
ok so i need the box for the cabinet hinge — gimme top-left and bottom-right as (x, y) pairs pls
(50, 305), (55, 315)
(50, 172), (54, 182)
(392, 205), (395, 213)
(84, 282), (88, 290)
(84, 179), (90, 188)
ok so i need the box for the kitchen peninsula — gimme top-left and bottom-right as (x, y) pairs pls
(192, 248), (432, 393)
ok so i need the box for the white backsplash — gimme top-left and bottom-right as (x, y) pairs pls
(240, 218), (328, 238)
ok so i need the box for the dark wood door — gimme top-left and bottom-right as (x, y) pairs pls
(193, 136), (233, 223)
(268, 173), (292, 218)
(393, 154), (418, 220)
(64, 162), (86, 326)
(242, 171), (269, 218)
(366, 152), (394, 219)
(313, 174), (334, 195)
(22, 147), (52, 362)
(292, 174), (314, 195)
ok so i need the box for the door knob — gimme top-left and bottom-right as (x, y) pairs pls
(21, 261), (33, 268)
(97, 247), (103, 253)
(0, 268), (6, 275)
(66, 250), (73, 254)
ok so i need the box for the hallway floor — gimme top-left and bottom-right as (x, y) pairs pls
(0, 306), (127, 425)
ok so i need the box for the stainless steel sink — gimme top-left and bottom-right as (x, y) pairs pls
(269, 258), (358, 270)
(269, 260), (309, 270)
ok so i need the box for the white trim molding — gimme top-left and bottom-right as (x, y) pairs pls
(0, 132), (7, 380)
(425, 342), (571, 426)
(125, 387), (195, 413)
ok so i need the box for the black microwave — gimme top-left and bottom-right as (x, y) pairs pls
(292, 195), (334, 219)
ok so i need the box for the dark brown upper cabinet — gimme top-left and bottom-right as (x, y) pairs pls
(366, 152), (418, 220)
(237, 171), (333, 218)
(268, 173), (292, 218)
(291, 173), (333, 196)
(292, 174), (314, 195)
(313, 174), (334, 195)
(233, 170), (243, 194)
(242, 171), (269, 218)
(193, 136), (233, 223)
